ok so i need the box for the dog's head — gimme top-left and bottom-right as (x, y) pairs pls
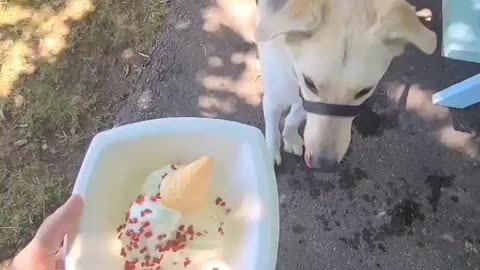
(256, 0), (436, 172)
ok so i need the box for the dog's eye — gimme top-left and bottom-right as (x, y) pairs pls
(303, 75), (316, 91)
(355, 87), (372, 99)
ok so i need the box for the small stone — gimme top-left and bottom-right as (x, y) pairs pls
(175, 19), (191, 30)
(440, 234), (454, 242)
(41, 143), (48, 150)
(14, 94), (25, 108)
(279, 194), (287, 204)
(121, 48), (136, 61)
(465, 241), (478, 254)
(13, 139), (28, 147)
(70, 95), (82, 106)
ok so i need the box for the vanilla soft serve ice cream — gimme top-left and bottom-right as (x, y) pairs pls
(116, 157), (216, 270)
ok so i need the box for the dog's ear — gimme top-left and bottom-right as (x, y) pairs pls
(255, 0), (324, 42)
(373, 1), (437, 55)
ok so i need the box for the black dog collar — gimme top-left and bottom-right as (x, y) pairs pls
(300, 92), (364, 117)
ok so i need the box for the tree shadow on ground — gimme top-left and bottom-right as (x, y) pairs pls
(377, 0), (480, 160)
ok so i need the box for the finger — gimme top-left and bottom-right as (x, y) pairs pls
(33, 195), (84, 255)
(55, 248), (66, 270)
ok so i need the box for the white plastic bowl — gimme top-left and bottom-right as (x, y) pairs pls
(65, 118), (279, 270)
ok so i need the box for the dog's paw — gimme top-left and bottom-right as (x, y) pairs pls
(266, 131), (282, 166)
(275, 149), (282, 165)
(266, 139), (282, 166)
(283, 132), (304, 156)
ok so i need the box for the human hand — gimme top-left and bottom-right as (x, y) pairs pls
(12, 195), (84, 270)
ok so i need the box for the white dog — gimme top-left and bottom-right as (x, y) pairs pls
(255, 0), (437, 172)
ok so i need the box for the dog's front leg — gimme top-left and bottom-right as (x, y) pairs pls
(283, 103), (305, 156)
(258, 42), (296, 165)
(263, 95), (286, 165)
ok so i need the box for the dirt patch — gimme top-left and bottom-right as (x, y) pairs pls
(338, 163), (368, 200)
(292, 224), (305, 234)
(340, 199), (426, 252)
(0, 0), (168, 264)
(425, 173), (455, 212)
(375, 199), (425, 240)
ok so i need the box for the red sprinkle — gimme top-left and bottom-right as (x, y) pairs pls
(184, 257), (192, 267)
(129, 218), (138, 224)
(124, 260), (136, 270)
(174, 243), (186, 252)
(145, 231), (153, 238)
(178, 225), (185, 231)
(215, 197), (222, 205)
(152, 256), (162, 264)
(145, 254), (151, 264)
(186, 225), (195, 240)
(140, 247), (148, 254)
(116, 224), (125, 232)
(135, 195), (145, 204)
(132, 242), (139, 249)
(150, 195), (160, 201)
(170, 164), (177, 170)
(158, 234), (167, 240)
(176, 232), (187, 242)
(220, 201), (226, 207)
(132, 233), (140, 242)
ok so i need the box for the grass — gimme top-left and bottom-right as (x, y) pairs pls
(22, 64), (79, 136)
(0, 0), (169, 265)
(0, 160), (71, 260)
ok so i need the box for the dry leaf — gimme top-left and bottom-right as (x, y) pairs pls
(13, 139), (28, 147)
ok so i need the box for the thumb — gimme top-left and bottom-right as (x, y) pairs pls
(33, 195), (84, 255)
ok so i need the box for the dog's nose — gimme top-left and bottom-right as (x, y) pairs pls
(309, 156), (338, 173)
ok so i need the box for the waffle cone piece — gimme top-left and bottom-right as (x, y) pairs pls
(160, 156), (214, 214)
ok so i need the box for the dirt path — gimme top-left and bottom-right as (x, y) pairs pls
(115, 0), (262, 126)
(116, 0), (480, 269)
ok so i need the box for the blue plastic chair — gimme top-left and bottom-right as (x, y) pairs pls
(433, 0), (480, 109)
